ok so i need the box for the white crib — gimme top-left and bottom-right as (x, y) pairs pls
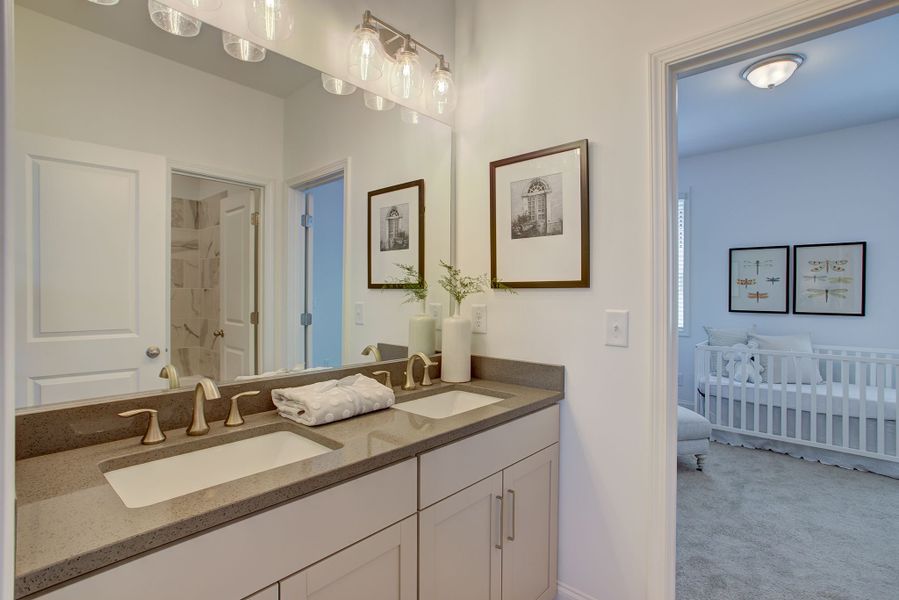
(694, 342), (899, 477)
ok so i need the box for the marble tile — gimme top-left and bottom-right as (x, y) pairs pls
(181, 258), (200, 288)
(199, 288), (219, 320)
(171, 259), (184, 288)
(186, 347), (220, 380)
(171, 198), (187, 228)
(171, 228), (198, 259)
(170, 318), (213, 350)
(197, 226), (220, 258)
(171, 288), (199, 319)
(200, 258), (220, 288)
(197, 194), (222, 229)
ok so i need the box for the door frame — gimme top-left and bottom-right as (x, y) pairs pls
(647, 1), (899, 598)
(168, 161), (274, 376)
(284, 158), (350, 371)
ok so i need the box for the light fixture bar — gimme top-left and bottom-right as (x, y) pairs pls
(362, 10), (450, 69)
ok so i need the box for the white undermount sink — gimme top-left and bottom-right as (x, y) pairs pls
(392, 390), (504, 419)
(104, 431), (332, 508)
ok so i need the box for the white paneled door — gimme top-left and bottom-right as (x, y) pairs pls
(14, 133), (168, 407)
(220, 187), (255, 381)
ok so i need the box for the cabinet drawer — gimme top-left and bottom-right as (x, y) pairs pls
(419, 405), (559, 508)
(37, 459), (417, 600)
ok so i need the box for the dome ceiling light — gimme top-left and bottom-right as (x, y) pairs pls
(741, 53), (805, 89)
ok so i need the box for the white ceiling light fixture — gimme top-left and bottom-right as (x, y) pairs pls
(180, 0), (222, 9)
(222, 32), (267, 62)
(741, 53), (805, 89)
(246, 0), (295, 41)
(363, 91), (395, 112)
(87, 0), (120, 6)
(348, 10), (455, 113)
(321, 73), (357, 96)
(148, 0), (202, 37)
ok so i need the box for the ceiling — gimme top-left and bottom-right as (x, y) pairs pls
(16, 0), (319, 99)
(677, 12), (899, 157)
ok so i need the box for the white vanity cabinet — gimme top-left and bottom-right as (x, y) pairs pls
(418, 406), (560, 600)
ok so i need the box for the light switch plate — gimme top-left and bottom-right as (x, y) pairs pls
(605, 309), (629, 347)
(428, 302), (443, 330)
(471, 304), (487, 334)
(354, 302), (364, 325)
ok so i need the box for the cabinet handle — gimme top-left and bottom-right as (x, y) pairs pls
(494, 495), (504, 550)
(506, 489), (516, 541)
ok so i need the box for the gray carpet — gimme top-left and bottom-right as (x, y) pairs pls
(677, 442), (899, 600)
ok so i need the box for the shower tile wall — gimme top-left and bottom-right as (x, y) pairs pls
(171, 191), (223, 380)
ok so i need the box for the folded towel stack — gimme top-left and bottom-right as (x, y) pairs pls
(272, 373), (395, 426)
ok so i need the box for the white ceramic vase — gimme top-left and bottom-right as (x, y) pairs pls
(441, 310), (471, 383)
(408, 310), (436, 356)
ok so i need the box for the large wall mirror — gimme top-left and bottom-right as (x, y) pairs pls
(12, 0), (452, 408)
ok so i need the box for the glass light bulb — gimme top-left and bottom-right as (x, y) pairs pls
(347, 26), (385, 82)
(321, 73), (357, 96)
(246, 0), (294, 41)
(222, 32), (267, 62)
(427, 67), (457, 115)
(87, 0), (120, 5)
(389, 48), (423, 100)
(400, 107), (421, 125)
(179, 0), (222, 9)
(148, 0), (201, 37)
(363, 91), (395, 112)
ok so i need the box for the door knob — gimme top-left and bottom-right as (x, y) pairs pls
(213, 329), (225, 338)
(146, 346), (161, 359)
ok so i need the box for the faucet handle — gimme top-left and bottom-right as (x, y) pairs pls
(415, 353), (436, 386)
(372, 370), (392, 390)
(158, 364), (180, 389)
(225, 391), (260, 427)
(119, 409), (166, 445)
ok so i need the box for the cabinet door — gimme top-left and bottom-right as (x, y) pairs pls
(501, 444), (559, 600)
(279, 515), (416, 600)
(243, 585), (278, 600)
(419, 472), (503, 600)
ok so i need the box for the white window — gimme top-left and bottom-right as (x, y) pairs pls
(677, 194), (689, 335)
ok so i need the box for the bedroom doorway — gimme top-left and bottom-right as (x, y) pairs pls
(650, 2), (899, 599)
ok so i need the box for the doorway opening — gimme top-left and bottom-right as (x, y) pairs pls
(170, 172), (261, 383)
(288, 169), (347, 370)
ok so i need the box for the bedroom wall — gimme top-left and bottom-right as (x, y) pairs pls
(678, 118), (899, 403)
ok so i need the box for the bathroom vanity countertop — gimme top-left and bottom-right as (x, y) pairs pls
(14, 378), (562, 598)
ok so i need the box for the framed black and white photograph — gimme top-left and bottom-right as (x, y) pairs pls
(368, 179), (424, 288)
(793, 242), (866, 316)
(729, 246), (789, 313)
(490, 139), (589, 288)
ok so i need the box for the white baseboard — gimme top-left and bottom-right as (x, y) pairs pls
(557, 581), (599, 600)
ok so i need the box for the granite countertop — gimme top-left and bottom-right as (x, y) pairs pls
(15, 378), (562, 598)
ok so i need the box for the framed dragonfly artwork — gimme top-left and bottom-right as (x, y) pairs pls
(729, 246), (789, 313)
(793, 242), (866, 316)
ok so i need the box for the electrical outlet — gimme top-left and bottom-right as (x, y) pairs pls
(605, 309), (629, 347)
(428, 302), (443, 329)
(354, 302), (364, 325)
(472, 304), (487, 334)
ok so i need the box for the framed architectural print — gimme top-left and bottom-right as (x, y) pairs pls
(489, 139), (589, 288)
(729, 246), (789, 313)
(793, 242), (866, 316)
(368, 179), (425, 289)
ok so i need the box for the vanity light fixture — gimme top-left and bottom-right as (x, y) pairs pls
(222, 32), (266, 62)
(348, 10), (455, 113)
(321, 73), (358, 96)
(741, 53), (805, 89)
(246, 0), (295, 41)
(148, 0), (202, 37)
(363, 91), (395, 112)
(180, 0), (222, 9)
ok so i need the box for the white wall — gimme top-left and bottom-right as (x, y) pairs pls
(167, 0), (456, 124)
(451, 0), (804, 598)
(282, 78), (452, 364)
(14, 8), (284, 182)
(678, 118), (899, 402)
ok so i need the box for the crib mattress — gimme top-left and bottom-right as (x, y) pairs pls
(697, 376), (898, 421)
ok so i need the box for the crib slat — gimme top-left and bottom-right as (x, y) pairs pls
(858, 360), (867, 453)
(741, 353), (748, 432)
(825, 360), (833, 446)
(810, 359), (818, 444)
(753, 364), (760, 433)
(781, 356), (789, 439)
(767, 354), (774, 436)
(716, 353), (723, 427)
(704, 354), (711, 420)
(728, 365), (735, 429)
(842, 360), (850, 449)
(877, 364), (885, 456)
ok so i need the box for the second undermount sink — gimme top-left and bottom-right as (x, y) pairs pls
(392, 390), (504, 419)
(104, 431), (333, 508)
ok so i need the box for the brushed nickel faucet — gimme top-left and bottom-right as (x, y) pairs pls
(362, 344), (382, 362)
(187, 378), (220, 436)
(403, 352), (436, 390)
(118, 408), (166, 445)
(225, 390), (260, 427)
(372, 370), (393, 389)
(158, 364), (180, 389)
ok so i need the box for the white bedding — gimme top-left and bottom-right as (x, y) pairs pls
(697, 375), (898, 421)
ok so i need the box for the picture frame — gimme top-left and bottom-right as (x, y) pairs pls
(367, 179), (425, 289)
(489, 139), (589, 288)
(793, 242), (866, 316)
(728, 245), (790, 313)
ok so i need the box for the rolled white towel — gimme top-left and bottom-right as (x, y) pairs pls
(272, 374), (395, 426)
